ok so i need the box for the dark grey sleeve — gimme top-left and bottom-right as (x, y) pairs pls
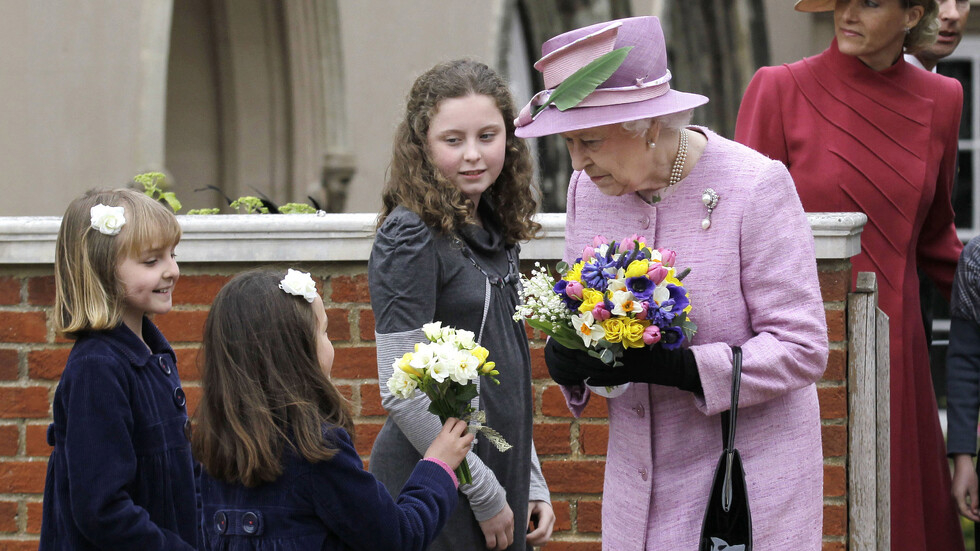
(946, 236), (980, 456)
(369, 210), (438, 334)
(946, 318), (980, 456)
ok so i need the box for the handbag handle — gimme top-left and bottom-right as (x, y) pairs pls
(720, 346), (742, 512)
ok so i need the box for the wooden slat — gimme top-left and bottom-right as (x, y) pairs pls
(875, 307), (890, 551)
(848, 272), (878, 550)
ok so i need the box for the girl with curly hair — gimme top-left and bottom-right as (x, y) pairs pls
(369, 59), (553, 551)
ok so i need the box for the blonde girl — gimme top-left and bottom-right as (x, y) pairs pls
(40, 188), (195, 550)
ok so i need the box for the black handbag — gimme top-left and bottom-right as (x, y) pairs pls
(699, 346), (752, 551)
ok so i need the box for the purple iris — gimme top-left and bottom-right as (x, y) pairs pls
(660, 326), (686, 350)
(553, 280), (582, 311)
(666, 284), (689, 312)
(626, 276), (655, 301)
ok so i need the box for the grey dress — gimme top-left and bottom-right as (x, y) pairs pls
(368, 204), (549, 551)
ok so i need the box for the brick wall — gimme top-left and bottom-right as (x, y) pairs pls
(0, 257), (853, 550)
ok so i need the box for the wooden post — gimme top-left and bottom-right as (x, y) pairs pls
(847, 272), (890, 550)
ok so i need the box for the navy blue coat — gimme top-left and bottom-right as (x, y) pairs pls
(39, 318), (198, 550)
(199, 427), (457, 550)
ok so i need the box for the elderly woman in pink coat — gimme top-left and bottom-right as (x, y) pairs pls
(515, 16), (828, 550)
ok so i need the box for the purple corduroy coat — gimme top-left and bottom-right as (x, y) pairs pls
(560, 128), (828, 550)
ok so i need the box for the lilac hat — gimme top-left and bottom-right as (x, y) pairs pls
(514, 16), (708, 138)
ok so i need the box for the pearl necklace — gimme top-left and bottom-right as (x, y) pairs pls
(668, 129), (688, 188)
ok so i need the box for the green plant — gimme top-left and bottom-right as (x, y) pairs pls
(131, 173), (321, 215)
(278, 203), (317, 214)
(134, 172), (182, 213)
(229, 196), (269, 214)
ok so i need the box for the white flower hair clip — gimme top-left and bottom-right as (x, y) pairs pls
(279, 269), (318, 303)
(90, 204), (126, 236)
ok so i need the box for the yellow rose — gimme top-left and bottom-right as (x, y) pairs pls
(471, 346), (490, 365)
(579, 288), (604, 313)
(601, 318), (625, 343)
(624, 260), (649, 279)
(622, 318), (650, 348)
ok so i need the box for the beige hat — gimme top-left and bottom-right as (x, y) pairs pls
(794, 0), (833, 12)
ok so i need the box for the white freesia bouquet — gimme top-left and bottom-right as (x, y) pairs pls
(386, 321), (510, 484)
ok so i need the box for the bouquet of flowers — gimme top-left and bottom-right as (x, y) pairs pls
(386, 322), (511, 484)
(514, 235), (696, 373)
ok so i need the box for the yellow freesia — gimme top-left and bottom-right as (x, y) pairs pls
(622, 318), (650, 348)
(578, 288), (604, 313)
(472, 346), (489, 366)
(624, 260), (649, 278)
(601, 318), (625, 343)
(481, 361), (497, 375)
(396, 353), (423, 377)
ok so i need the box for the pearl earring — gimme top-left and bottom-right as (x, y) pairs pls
(646, 140), (656, 150)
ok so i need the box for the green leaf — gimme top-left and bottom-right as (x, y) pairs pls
(675, 267), (691, 281)
(161, 192), (182, 213)
(533, 46), (633, 116)
(456, 383), (479, 404)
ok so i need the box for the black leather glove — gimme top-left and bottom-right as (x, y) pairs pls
(544, 339), (612, 386)
(586, 345), (702, 394)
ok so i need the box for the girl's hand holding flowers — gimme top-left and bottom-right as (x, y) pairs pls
(424, 417), (475, 471)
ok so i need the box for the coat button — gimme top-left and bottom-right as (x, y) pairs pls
(183, 419), (193, 442)
(641, 215), (651, 229)
(214, 511), (227, 534)
(639, 468), (648, 481)
(158, 357), (171, 375)
(173, 387), (186, 407)
(242, 511), (259, 534)
(634, 406), (645, 418)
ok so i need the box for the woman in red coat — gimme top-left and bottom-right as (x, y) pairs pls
(736, 0), (964, 548)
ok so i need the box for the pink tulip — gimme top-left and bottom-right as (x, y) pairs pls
(642, 325), (662, 345)
(592, 235), (608, 247)
(658, 248), (677, 267)
(582, 246), (595, 262)
(565, 280), (584, 300)
(592, 304), (611, 321)
(636, 302), (649, 320)
(648, 265), (668, 285)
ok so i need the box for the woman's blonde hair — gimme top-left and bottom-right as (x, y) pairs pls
(379, 59), (540, 245)
(54, 188), (181, 338)
(905, 0), (940, 54)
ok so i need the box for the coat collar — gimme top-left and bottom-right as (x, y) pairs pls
(87, 317), (176, 368)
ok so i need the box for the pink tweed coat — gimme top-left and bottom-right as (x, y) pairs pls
(560, 128), (828, 550)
